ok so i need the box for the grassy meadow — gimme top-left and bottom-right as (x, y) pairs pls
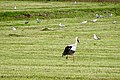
(0, 1), (120, 80)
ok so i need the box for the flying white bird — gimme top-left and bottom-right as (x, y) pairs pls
(12, 27), (16, 31)
(93, 34), (100, 40)
(81, 21), (87, 24)
(112, 21), (116, 24)
(62, 37), (79, 62)
(36, 18), (40, 23)
(91, 19), (97, 22)
(14, 6), (16, 10)
(59, 23), (65, 28)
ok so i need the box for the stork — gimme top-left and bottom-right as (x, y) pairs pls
(91, 19), (97, 23)
(62, 37), (79, 62)
(59, 23), (65, 28)
(93, 34), (100, 40)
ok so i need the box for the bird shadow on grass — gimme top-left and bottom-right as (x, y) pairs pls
(8, 34), (24, 37)
(41, 27), (54, 31)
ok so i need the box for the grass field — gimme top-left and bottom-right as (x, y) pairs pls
(0, 1), (120, 80)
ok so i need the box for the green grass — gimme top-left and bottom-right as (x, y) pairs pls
(0, 1), (120, 80)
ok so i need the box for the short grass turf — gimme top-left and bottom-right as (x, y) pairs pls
(0, 1), (120, 80)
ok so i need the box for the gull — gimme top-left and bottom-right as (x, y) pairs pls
(109, 13), (112, 17)
(74, 1), (77, 4)
(93, 34), (100, 40)
(14, 6), (16, 10)
(59, 23), (65, 28)
(81, 21), (87, 24)
(96, 14), (99, 18)
(12, 27), (16, 31)
(91, 19), (97, 22)
(112, 21), (116, 24)
(36, 18), (40, 23)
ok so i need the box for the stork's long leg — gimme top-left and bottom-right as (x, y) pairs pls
(65, 55), (68, 63)
(66, 55), (68, 59)
(72, 55), (75, 62)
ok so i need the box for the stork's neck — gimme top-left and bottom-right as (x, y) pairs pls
(75, 37), (78, 46)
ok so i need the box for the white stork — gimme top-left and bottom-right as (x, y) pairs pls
(62, 37), (79, 62)
(93, 34), (100, 40)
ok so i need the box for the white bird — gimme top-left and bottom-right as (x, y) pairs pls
(62, 37), (79, 62)
(112, 21), (116, 24)
(109, 13), (112, 17)
(93, 34), (100, 40)
(91, 19), (97, 22)
(81, 21), (87, 24)
(59, 23), (65, 28)
(36, 18), (40, 23)
(96, 14), (99, 18)
(14, 6), (16, 10)
(74, 1), (77, 4)
(12, 27), (16, 31)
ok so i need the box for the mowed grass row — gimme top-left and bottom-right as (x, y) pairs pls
(0, 1), (120, 80)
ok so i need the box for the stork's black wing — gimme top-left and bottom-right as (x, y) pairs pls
(62, 46), (72, 56)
